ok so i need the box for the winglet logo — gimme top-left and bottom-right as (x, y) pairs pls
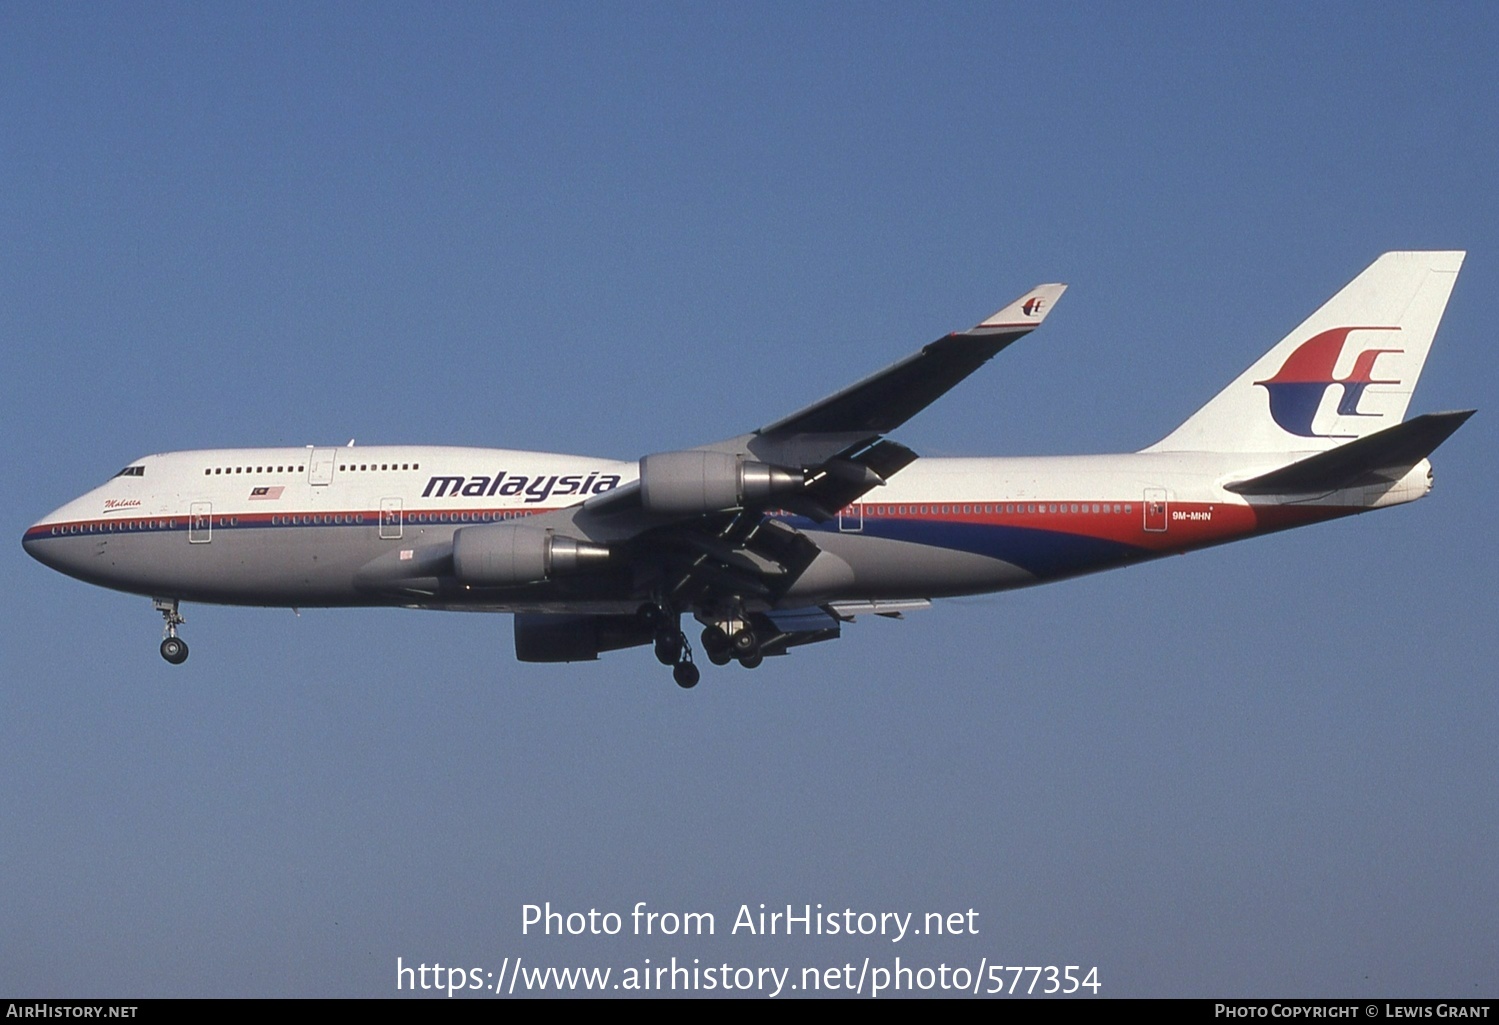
(1255, 326), (1402, 437)
(1021, 297), (1046, 317)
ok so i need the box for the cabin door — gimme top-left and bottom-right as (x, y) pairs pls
(1143, 488), (1168, 532)
(379, 498), (403, 540)
(189, 502), (212, 544)
(308, 449), (337, 486)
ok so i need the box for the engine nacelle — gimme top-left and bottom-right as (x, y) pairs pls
(638, 450), (803, 516)
(514, 612), (656, 662)
(451, 523), (610, 586)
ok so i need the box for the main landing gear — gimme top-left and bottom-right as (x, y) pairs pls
(700, 622), (762, 669)
(640, 602), (699, 689)
(154, 598), (189, 665)
(642, 602), (766, 688)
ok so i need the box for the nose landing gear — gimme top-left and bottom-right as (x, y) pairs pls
(154, 598), (188, 664)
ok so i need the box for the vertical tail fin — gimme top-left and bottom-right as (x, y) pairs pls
(1145, 251), (1464, 453)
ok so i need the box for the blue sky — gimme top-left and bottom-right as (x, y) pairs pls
(3, 3), (1496, 998)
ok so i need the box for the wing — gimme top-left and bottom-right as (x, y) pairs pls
(584, 281), (1067, 520)
(756, 282), (1067, 442)
(368, 284), (1065, 675)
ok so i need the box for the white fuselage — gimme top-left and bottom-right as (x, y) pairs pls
(23, 444), (1431, 613)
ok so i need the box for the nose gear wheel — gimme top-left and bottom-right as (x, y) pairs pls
(153, 598), (189, 665)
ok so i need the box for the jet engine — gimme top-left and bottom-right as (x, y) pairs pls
(638, 450), (803, 516)
(451, 523), (610, 586)
(514, 612), (656, 662)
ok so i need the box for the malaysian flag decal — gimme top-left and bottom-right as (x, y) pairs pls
(249, 486), (285, 500)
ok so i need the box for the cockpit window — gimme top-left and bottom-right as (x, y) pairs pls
(113, 466), (145, 478)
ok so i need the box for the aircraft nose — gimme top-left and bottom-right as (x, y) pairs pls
(23, 517), (67, 571)
(23, 514), (47, 549)
(22, 508), (95, 579)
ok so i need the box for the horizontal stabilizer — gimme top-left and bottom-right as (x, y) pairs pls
(1226, 410), (1474, 495)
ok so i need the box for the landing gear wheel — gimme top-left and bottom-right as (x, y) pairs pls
(654, 632), (684, 666)
(701, 625), (730, 658)
(673, 661), (700, 689)
(154, 598), (188, 665)
(731, 628), (758, 656)
(707, 648), (733, 666)
(738, 652), (763, 670)
(636, 602), (668, 630)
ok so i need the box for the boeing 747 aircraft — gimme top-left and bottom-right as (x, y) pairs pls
(24, 252), (1470, 687)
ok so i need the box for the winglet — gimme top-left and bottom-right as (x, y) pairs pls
(973, 283), (1067, 332)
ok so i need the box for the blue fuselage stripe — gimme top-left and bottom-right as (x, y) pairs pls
(791, 517), (1146, 578)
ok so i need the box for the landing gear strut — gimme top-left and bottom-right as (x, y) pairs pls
(154, 598), (188, 665)
(641, 601), (698, 688)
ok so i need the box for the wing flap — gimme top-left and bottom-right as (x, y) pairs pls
(824, 598), (933, 620)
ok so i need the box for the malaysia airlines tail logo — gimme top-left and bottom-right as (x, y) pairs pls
(1021, 297), (1046, 317)
(1255, 326), (1403, 437)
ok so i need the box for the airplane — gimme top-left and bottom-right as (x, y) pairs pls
(23, 251), (1471, 688)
